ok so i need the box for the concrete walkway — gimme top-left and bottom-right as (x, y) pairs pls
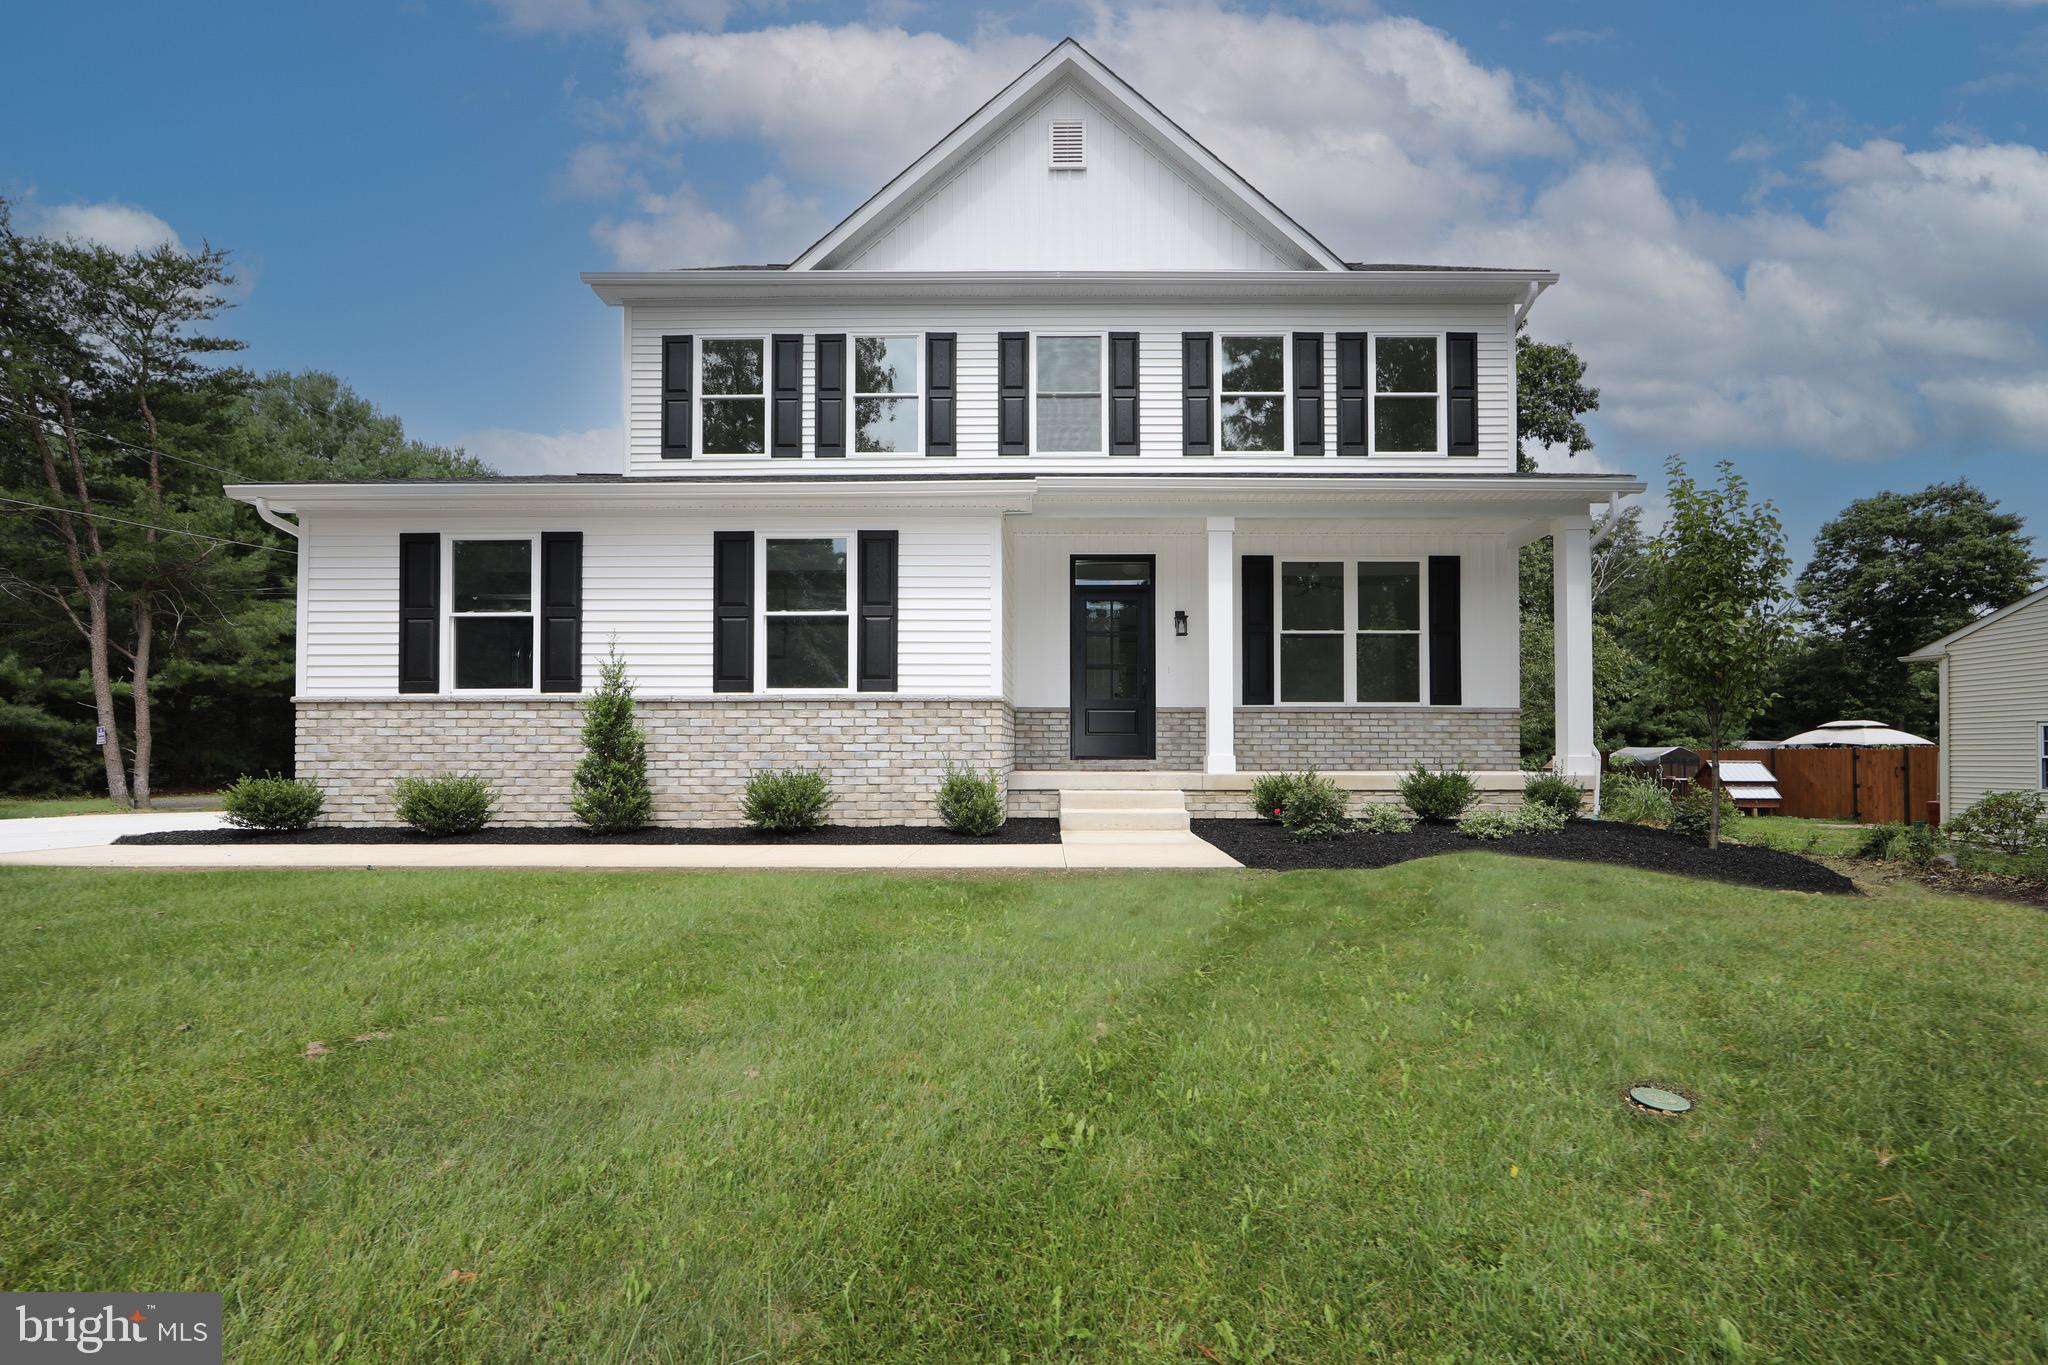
(0, 809), (227, 855)
(0, 827), (1240, 872)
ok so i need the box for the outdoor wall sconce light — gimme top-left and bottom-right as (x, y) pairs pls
(1174, 610), (1189, 637)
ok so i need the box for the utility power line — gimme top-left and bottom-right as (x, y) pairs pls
(0, 495), (296, 556)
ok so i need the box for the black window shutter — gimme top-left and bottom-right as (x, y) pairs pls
(1241, 554), (1274, 706)
(712, 531), (754, 693)
(1335, 332), (1367, 456)
(814, 334), (846, 458)
(661, 335), (692, 458)
(1182, 332), (1213, 456)
(1292, 332), (1324, 456)
(997, 331), (1030, 455)
(1108, 331), (1140, 455)
(771, 333), (802, 458)
(540, 531), (583, 693)
(398, 532), (440, 693)
(926, 333), (956, 456)
(856, 530), (898, 692)
(1428, 554), (1462, 705)
(1446, 331), (1478, 457)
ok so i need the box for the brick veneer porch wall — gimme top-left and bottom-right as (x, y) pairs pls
(297, 697), (1013, 827)
(1013, 706), (1519, 774)
(1013, 708), (1206, 770)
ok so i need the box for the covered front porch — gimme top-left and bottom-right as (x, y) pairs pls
(999, 474), (1639, 812)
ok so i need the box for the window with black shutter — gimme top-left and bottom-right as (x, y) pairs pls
(661, 336), (692, 458)
(540, 531), (583, 693)
(1181, 332), (1213, 456)
(712, 531), (754, 691)
(771, 334), (802, 458)
(1446, 332), (1478, 457)
(1108, 332), (1139, 455)
(398, 533), (440, 693)
(998, 331), (1030, 455)
(1335, 332), (1367, 456)
(814, 334), (846, 458)
(1292, 332), (1324, 456)
(926, 333), (956, 456)
(857, 531), (898, 691)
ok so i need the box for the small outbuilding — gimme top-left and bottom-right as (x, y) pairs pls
(1905, 586), (2048, 818)
(1703, 758), (1782, 813)
(1608, 746), (1700, 785)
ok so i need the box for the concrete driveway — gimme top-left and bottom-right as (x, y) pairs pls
(0, 809), (227, 855)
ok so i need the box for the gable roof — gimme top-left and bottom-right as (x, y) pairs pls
(1902, 583), (2048, 661)
(787, 38), (1348, 273)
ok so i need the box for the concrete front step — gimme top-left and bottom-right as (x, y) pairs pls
(1059, 789), (1192, 836)
(1060, 808), (1192, 832)
(1058, 829), (1206, 845)
(1058, 789), (1188, 811)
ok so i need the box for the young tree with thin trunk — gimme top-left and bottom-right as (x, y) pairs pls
(1644, 457), (1793, 848)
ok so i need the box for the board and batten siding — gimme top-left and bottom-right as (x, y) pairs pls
(1939, 596), (2048, 813)
(843, 85), (1298, 272)
(295, 512), (1001, 699)
(623, 299), (1518, 476)
(1004, 518), (1520, 710)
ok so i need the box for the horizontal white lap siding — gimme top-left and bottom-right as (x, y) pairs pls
(1002, 519), (1520, 711)
(1943, 604), (2048, 811)
(297, 512), (1002, 699)
(624, 300), (1517, 474)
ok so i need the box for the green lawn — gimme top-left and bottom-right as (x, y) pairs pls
(1728, 814), (1872, 857)
(0, 793), (221, 819)
(1, 862), (2042, 1362)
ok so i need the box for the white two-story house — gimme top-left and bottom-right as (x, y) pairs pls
(229, 39), (1641, 826)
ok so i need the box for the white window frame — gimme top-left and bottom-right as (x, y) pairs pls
(756, 531), (856, 694)
(1369, 333), (1446, 457)
(1214, 332), (1292, 456)
(696, 334), (770, 458)
(1031, 331), (1108, 455)
(444, 533), (541, 695)
(1271, 556), (1429, 706)
(851, 332), (923, 456)
(2038, 722), (2047, 791)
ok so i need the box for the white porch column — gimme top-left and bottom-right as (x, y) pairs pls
(1205, 516), (1237, 774)
(1551, 514), (1598, 782)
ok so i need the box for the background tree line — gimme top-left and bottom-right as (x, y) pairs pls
(0, 202), (485, 800)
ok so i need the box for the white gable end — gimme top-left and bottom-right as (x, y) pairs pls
(843, 84), (1303, 271)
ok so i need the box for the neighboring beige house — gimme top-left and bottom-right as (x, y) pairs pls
(1904, 585), (2048, 817)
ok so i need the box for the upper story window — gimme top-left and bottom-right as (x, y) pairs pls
(700, 338), (766, 455)
(763, 535), (851, 689)
(1220, 335), (1286, 454)
(1036, 335), (1102, 453)
(1374, 336), (1441, 455)
(854, 335), (920, 453)
(450, 538), (535, 691)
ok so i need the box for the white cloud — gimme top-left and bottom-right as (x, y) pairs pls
(555, 142), (648, 199)
(453, 425), (625, 475)
(26, 199), (183, 253)
(590, 173), (825, 267)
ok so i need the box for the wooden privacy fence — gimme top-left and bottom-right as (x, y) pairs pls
(1687, 747), (1938, 825)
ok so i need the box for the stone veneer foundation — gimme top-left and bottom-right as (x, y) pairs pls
(297, 697), (1013, 827)
(1014, 706), (1518, 774)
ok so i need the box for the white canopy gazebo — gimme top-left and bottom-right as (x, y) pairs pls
(1775, 719), (1934, 748)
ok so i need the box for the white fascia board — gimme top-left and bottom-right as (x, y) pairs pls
(223, 479), (1038, 518)
(1028, 473), (1645, 521)
(580, 268), (1559, 308)
(783, 39), (1347, 273)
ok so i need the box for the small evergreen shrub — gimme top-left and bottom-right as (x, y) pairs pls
(1667, 786), (1739, 841)
(1943, 790), (2048, 855)
(1458, 802), (1568, 840)
(1600, 771), (1674, 827)
(1277, 770), (1350, 841)
(1898, 825), (1947, 869)
(393, 774), (496, 837)
(1248, 772), (1299, 822)
(1521, 772), (1585, 818)
(221, 774), (324, 831)
(1399, 765), (1478, 822)
(742, 768), (833, 833)
(1855, 822), (1908, 860)
(1352, 803), (1418, 835)
(572, 651), (654, 835)
(935, 766), (1004, 836)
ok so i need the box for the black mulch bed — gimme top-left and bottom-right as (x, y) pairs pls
(1192, 817), (1858, 895)
(116, 819), (1062, 847)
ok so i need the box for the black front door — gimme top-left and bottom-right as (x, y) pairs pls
(1069, 556), (1156, 760)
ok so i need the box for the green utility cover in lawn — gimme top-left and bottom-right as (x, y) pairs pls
(1629, 1085), (1694, 1113)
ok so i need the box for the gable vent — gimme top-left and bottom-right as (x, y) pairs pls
(1048, 118), (1086, 170)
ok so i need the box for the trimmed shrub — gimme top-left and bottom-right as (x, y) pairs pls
(1248, 772), (1299, 822)
(743, 768), (833, 833)
(1668, 786), (1739, 842)
(1858, 821), (1949, 869)
(394, 774), (496, 837)
(1600, 771), (1674, 827)
(1855, 822), (1908, 860)
(572, 651), (654, 835)
(1458, 802), (1568, 840)
(1352, 803), (1417, 835)
(1399, 765), (1478, 822)
(935, 766), (1004, 836)
(221, 774), (324, 831)
(1278, 770), (1350, 841)
(1943, 790), (2048, 855)
(1521, 772), (1585, 818)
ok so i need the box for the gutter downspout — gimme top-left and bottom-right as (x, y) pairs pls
(1588, 491), (1625, 548)
(252, 498), (301, 538)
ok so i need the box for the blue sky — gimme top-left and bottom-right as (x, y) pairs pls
(6, 0), (2046, 560)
